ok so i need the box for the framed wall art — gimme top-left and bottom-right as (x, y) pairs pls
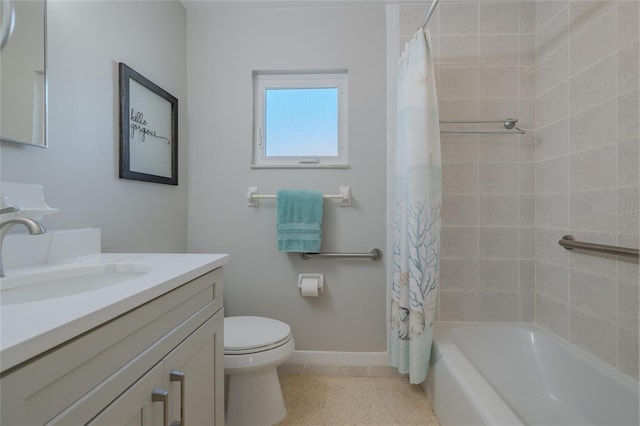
(119, 63), (178, 185)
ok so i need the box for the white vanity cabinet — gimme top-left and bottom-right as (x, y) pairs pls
(0, 267), (224, 426)
(91, 311), (222, 426)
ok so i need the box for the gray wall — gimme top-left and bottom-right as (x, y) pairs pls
(1, 0), (189, 253)
(186, 4), (388, 351)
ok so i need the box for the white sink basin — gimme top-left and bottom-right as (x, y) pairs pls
(0, 263), (152, 305)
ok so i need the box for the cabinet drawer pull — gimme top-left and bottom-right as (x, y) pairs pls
(152, 388), (170, 426)
(170, 370), (185, 426)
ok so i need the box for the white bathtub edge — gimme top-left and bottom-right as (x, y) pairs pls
(425, 321), (639, 426)
(424, 338), (523, 426)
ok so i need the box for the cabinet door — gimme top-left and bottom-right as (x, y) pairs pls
(89, 363), (167, 426)
(163, 310), (224, 426)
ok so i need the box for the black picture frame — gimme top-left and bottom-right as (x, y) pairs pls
(119, 63), (178, 185)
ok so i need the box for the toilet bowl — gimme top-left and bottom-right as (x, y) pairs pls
(224, 316), (294, 426)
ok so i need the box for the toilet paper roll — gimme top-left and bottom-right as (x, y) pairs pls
(300, 277), (320, 297)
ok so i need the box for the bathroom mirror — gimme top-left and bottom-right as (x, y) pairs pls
(0, 0), (47, 148)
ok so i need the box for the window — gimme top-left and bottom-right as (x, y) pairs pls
(252, 71), (348, 168)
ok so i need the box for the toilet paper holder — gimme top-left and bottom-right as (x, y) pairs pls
(298, 273), (324, 296)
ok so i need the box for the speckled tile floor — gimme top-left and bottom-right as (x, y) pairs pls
(275, 375), (440, 426)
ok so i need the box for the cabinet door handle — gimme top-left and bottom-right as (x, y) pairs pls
(170, 370), (185, 426)
(151, 388), (169, 426)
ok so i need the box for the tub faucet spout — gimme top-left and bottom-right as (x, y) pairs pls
(0, 218), (47, 278)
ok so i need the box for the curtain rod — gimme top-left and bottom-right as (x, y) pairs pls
(418, 0), (440, 31)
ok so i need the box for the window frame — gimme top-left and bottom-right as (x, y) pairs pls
(251, 70), (349, 168)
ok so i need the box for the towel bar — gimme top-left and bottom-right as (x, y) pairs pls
(300, 249), (383, 261)
(247, 186), (351, 207)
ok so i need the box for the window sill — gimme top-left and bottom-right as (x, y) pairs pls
(250, 164), (350, 169)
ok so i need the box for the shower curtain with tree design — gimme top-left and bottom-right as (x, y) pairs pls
(389, 28), (441, 385)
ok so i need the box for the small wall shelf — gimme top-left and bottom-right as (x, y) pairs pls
(1, 182), (59, 219)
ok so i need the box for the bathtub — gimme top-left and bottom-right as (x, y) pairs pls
(424, 322), (639, 426)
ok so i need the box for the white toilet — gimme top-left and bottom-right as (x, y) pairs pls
(224, 316), (295, 426)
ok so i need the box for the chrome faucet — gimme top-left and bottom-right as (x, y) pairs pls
(0, 208), (47, 277)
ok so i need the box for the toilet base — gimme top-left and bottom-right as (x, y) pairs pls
(225, 368), (287, 426)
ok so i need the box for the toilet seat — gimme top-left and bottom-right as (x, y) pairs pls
(224, 316), (292, 355)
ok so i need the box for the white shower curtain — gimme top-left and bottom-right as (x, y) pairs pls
(389, 28), (441, 384)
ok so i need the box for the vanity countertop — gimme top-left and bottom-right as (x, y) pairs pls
(0, 252), (228, 373)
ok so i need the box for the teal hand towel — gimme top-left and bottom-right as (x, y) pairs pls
(277, 190), (323, 253)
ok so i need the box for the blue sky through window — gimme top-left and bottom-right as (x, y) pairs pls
(264, 87), (338, 157)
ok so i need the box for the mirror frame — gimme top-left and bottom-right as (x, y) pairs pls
(0, 0), (47, 148)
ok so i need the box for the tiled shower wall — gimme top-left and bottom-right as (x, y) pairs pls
(394, 1), (537, 322)
(533, 0), (639, 378)
(389, 0), (639, 380)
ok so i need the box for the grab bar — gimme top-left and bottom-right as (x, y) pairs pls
(558, 235), (639, 258)
(439, 118), (526, 135)
(300, 248), (383, 261)
(440, 129), (525, 135)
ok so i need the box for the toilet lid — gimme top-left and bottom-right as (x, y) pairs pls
(224, 316), (291, 353)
